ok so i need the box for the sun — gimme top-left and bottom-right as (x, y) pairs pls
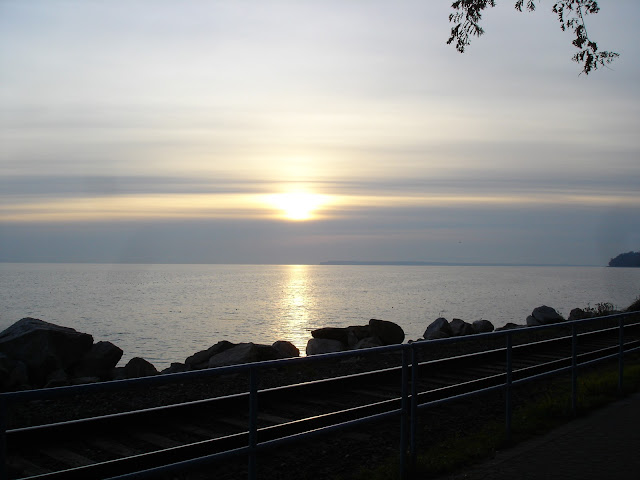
(267, 191), (328, 221)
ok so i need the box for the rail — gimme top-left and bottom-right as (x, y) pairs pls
(1, 311), (639, 480)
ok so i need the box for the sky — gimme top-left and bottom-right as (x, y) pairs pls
(1, 0), (639, 265)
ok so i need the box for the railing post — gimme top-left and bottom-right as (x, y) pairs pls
(410, 346), (418, 470)
(505, 332), (513, 444)
(248, 367), (258, 480)
(618, 316), (624, 395)
(400, 345), (409, 479)
(571, 323), (578, 416)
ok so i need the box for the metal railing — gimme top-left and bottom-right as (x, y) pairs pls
(1, 311), (639, 480)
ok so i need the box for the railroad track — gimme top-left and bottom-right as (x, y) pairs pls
(4, 319), (640, 480)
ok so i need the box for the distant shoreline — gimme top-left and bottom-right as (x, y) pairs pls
(319, 260), (597, 267)
(0, 261), (600, 267)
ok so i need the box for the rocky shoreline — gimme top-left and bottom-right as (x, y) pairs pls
(2, 300), (638, 480)
(1, 300), (635, 394)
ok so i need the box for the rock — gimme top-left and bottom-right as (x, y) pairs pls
(74, 341), (123, 379)
(272, 340), (299, 358)
(9, 361), (30, 390)
(472, 319), (495, 334)
(528, 305), (564, 326)
(354, 336), (383, 350)
(346, 326), (372, 348)
(207, 343), (281, 368)
(310, 327), (349, 344)
(306, 338), (348, 355)
(161, 363), (190, 374)
(424, 317), (453, 340)
(0, 318), (93, 386)
(0, 354), (30, 391)
(0, 354), (10, 387)
(526, 315), (541, 326)
(70, 376), (100, 385)
(369, 319), (405, 345)
(568, 308), (592, 321)
(185, 341), (236, 369)
(45, 368), (69, 388)
(123, 357), (158, 378)
(496, 322), (524, 331)
(450, 318), (475, 337)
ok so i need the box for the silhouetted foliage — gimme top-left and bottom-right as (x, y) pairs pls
(582, 302), (617, 316)
(626, 296), (640, 312)
(447, 1), (619, 75)
(608, 251), (640, 268)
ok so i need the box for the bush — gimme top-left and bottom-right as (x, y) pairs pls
(626, 296), (640, 312)
(583, 302), (617, 316)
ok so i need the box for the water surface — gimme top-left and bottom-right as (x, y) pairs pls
(1, 263), (638, 369)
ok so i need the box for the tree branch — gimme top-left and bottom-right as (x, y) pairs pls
(447, 0), (619, 75)
(552, 1), (619, 74)
(446, 0), (497, 53)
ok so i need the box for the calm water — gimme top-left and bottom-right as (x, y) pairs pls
(1, 263), (639, 370)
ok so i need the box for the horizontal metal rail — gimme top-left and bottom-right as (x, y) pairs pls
(1, 311), (639, 480)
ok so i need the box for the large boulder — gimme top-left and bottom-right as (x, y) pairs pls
(526, 316), (541, 326)
(272, 340), (300, 358)
(306, 338), (348, 355)
(310, 327), (349, 344)
(207, 343), (281, 368)
(346, 326), (372, 348)
(450, 318), (475, 337)
(123, 357), (158, 378)
(496, 322), (524, 331)
(369, 319), (404, 345)
(0, 354), (30, 391)
(185, 341), (236, 369)
(568, 308), (592, 321)
(74, 341), (123, 379)
(424, 318), (453, 340)
(44, 368), (69, 388)
(527, 305), (564, 326)
(0, 318), (93, 386)
(472, 319), (495, 334)
(354, 336), (384, 350)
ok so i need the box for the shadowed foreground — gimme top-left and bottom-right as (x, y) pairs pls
(442, 392), (640, 480)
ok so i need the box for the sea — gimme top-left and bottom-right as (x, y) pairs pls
(1, 263), (639, 370)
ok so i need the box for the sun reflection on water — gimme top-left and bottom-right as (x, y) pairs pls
(273, 265), (315, 355)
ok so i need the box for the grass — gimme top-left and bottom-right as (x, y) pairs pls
(350, 356), (640, 480)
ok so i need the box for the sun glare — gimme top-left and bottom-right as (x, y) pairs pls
(267, 192), (328, 221)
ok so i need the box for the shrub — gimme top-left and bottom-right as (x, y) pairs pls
(583, 302), (617, 316)
(626, 296), (640, 312)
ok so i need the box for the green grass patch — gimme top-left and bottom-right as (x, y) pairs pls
(413, 422), (506, 477)
(349, 358), (640, 480)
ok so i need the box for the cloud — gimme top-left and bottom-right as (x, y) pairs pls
(1, 1), (639, 265)
(1, 200), (637, 266)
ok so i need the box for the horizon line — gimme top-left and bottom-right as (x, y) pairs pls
(0, 260), (603, 267)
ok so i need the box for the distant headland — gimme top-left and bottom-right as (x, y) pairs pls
(608, 251), (640, 268)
